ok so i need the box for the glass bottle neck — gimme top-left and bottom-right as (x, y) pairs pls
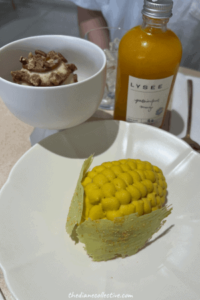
(142, 15), (169, 32)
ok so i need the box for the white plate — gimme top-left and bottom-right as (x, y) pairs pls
(0, 120), (200, 300)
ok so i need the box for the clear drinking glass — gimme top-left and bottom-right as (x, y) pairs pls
(85, 27), (128, 110)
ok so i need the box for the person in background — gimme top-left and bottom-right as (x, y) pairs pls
(70, 0), (200, 71)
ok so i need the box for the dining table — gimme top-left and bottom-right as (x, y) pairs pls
(0, 66), (200, 300)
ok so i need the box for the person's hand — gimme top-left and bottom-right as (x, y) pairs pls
(77, 7), (110, 49)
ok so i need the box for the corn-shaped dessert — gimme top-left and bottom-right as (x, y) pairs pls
(66, 155), (172, 261)
(81, 159), (167, 222)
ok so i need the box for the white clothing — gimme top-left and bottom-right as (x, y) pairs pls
(70, 0), (200, 71)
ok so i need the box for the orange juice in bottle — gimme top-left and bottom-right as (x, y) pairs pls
(114, 0), (182, 127)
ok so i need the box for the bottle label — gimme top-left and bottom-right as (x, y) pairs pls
(126, 75), (174, 127)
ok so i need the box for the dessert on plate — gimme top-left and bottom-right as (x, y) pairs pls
(66, 155), (172, 261)
(11, 50), (78, 86)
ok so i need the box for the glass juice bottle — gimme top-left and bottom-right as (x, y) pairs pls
(114, 0), (182, 128)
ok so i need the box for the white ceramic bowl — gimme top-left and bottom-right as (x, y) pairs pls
(0, 35), (106, 129)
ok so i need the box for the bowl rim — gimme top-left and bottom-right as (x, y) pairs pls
(0, 34), (107, 90)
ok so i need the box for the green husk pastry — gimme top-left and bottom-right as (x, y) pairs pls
(66, 155), (172, 261)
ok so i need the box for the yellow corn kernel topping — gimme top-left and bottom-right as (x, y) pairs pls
(81, 159), (167, 221)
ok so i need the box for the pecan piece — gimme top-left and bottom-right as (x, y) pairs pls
(30, 74), (41, 86)
(68, 63), (77, 72)
(57, 52), (68, 63)
(35, 49), (47, 57)
(35, 59), (44, 69)
(49, 72), (62, 85)
(11, 70), (23, 82)
(47, 51), (57, 59)
(73, 74), (78, 83)
(19, 56), (28, 65)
